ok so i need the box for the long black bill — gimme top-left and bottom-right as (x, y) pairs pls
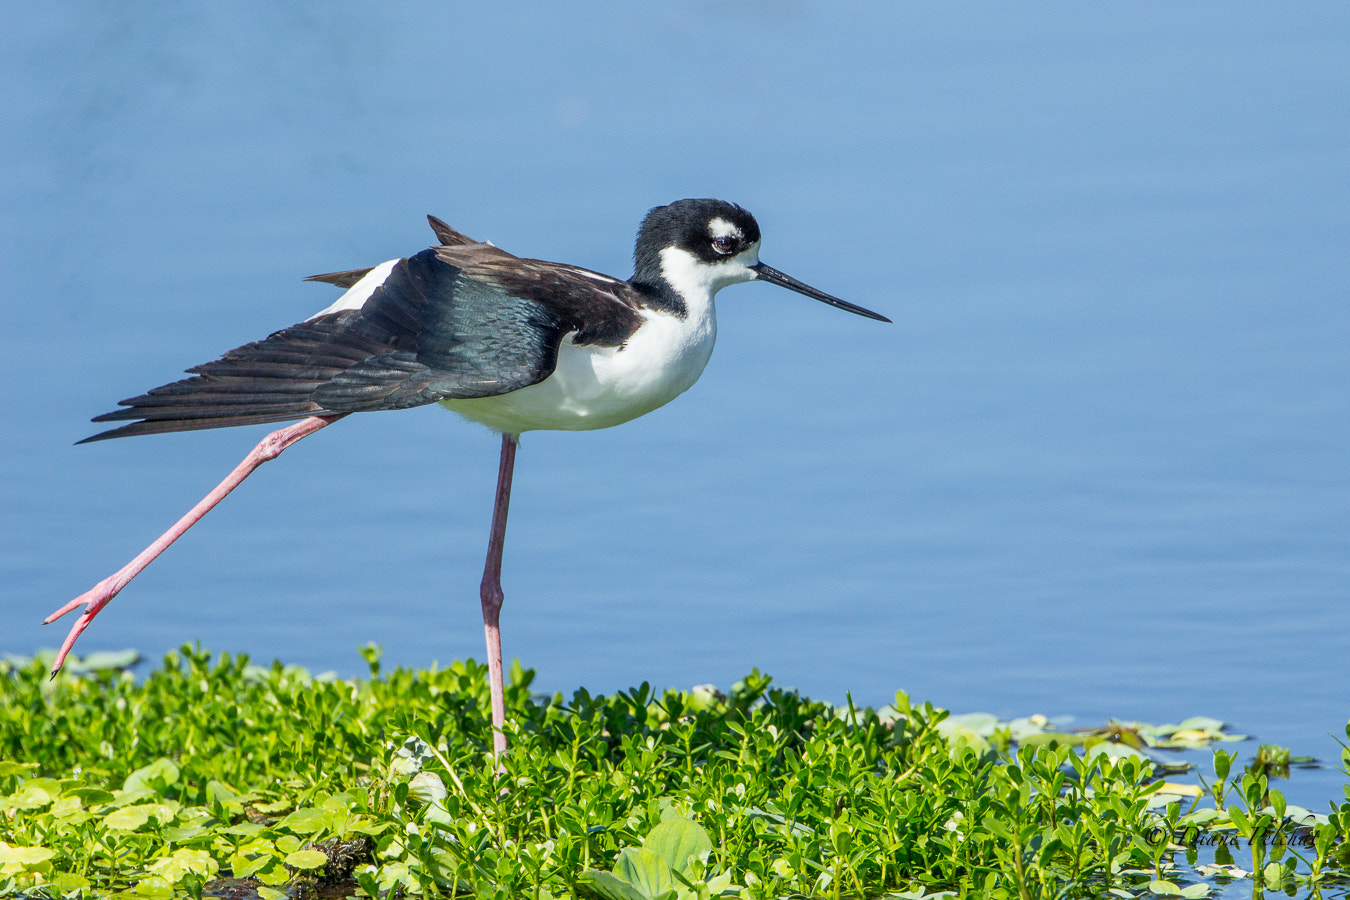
(751, 263), (891, 323)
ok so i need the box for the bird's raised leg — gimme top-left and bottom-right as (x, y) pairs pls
(44, 414), (346, 677)
(480, 432), (518, 760)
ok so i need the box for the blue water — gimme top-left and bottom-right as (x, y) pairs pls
(3, 5), (1348, 810)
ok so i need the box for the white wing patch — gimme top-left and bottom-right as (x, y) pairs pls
(307, 259), (399, 320)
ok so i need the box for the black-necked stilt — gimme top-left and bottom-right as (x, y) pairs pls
(45, 199), (889, 756)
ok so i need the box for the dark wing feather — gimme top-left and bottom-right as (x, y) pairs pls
(304, 214), (479, 288)
(426, 214), (476, 247)
(82, 240), (645, 443)
(81, 313), (386, 441)
(303, 268), (374, 288)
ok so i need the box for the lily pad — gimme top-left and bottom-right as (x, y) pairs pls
(940, 712), (1000, 738)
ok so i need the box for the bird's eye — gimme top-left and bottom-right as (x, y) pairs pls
(712, 235), (737, 255)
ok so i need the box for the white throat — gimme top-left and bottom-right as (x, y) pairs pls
(657, 244), (761, 315)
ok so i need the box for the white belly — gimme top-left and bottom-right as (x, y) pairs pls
(439, 306), (717, 434)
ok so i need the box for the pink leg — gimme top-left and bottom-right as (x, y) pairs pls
(480, 432), (518, 759)
(44, 414), (345, 677)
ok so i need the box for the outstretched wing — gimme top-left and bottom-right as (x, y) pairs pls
(82, 240), (644, 442)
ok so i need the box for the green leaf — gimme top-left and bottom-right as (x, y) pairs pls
(104, 806), (151, 831)
(205, 780), (238, 804)
(122, 758), (181, 795)
(641, 818), (712, 876)
(0, 844), (56, 869)
(577, 870), (653, 900)
(1269, 790), (1287, 822)
(223, 823), (265, 837)
(285, 849), (330, 871)
(50, 872), (90, 893)
(279, 807), (328, 835)
(147, 849), (219, 883)
(256, 861), (292, 887)
(356, 868), (381, 899)
(229, 840), (278, 879)
(407, 771), (448, 805)
(69, 786), (117, 804)
(1084, 741), (1145, 762)
(4, 782), (53, 810)
(344, 819), (393, 837)
(134, 875), (174, 899)
(161, 823), (207, 842)
(614, 847), (676, 898)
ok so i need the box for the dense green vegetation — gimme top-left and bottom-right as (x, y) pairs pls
(1, 646), (1346, 898)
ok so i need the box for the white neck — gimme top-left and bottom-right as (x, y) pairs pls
(657, 244), (761, 318)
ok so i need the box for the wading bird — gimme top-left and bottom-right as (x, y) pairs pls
(46, 199), (890, 757)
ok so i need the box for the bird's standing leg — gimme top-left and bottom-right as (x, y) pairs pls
(44, 414), (346, 677)
(480, 432), (518, 760)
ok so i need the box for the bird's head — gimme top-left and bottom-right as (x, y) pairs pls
(632, 198), (890, 322)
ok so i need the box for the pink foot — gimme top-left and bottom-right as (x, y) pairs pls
(45, 414), (344, 677)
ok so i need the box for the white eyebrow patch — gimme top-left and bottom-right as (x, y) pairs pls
(708, 217), (741, 240)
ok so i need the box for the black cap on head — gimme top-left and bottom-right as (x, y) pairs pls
(632, 199), (761, 285)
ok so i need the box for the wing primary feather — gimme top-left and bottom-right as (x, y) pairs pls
(303, 268), (375, 288)
(427, 215), (477, 246)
